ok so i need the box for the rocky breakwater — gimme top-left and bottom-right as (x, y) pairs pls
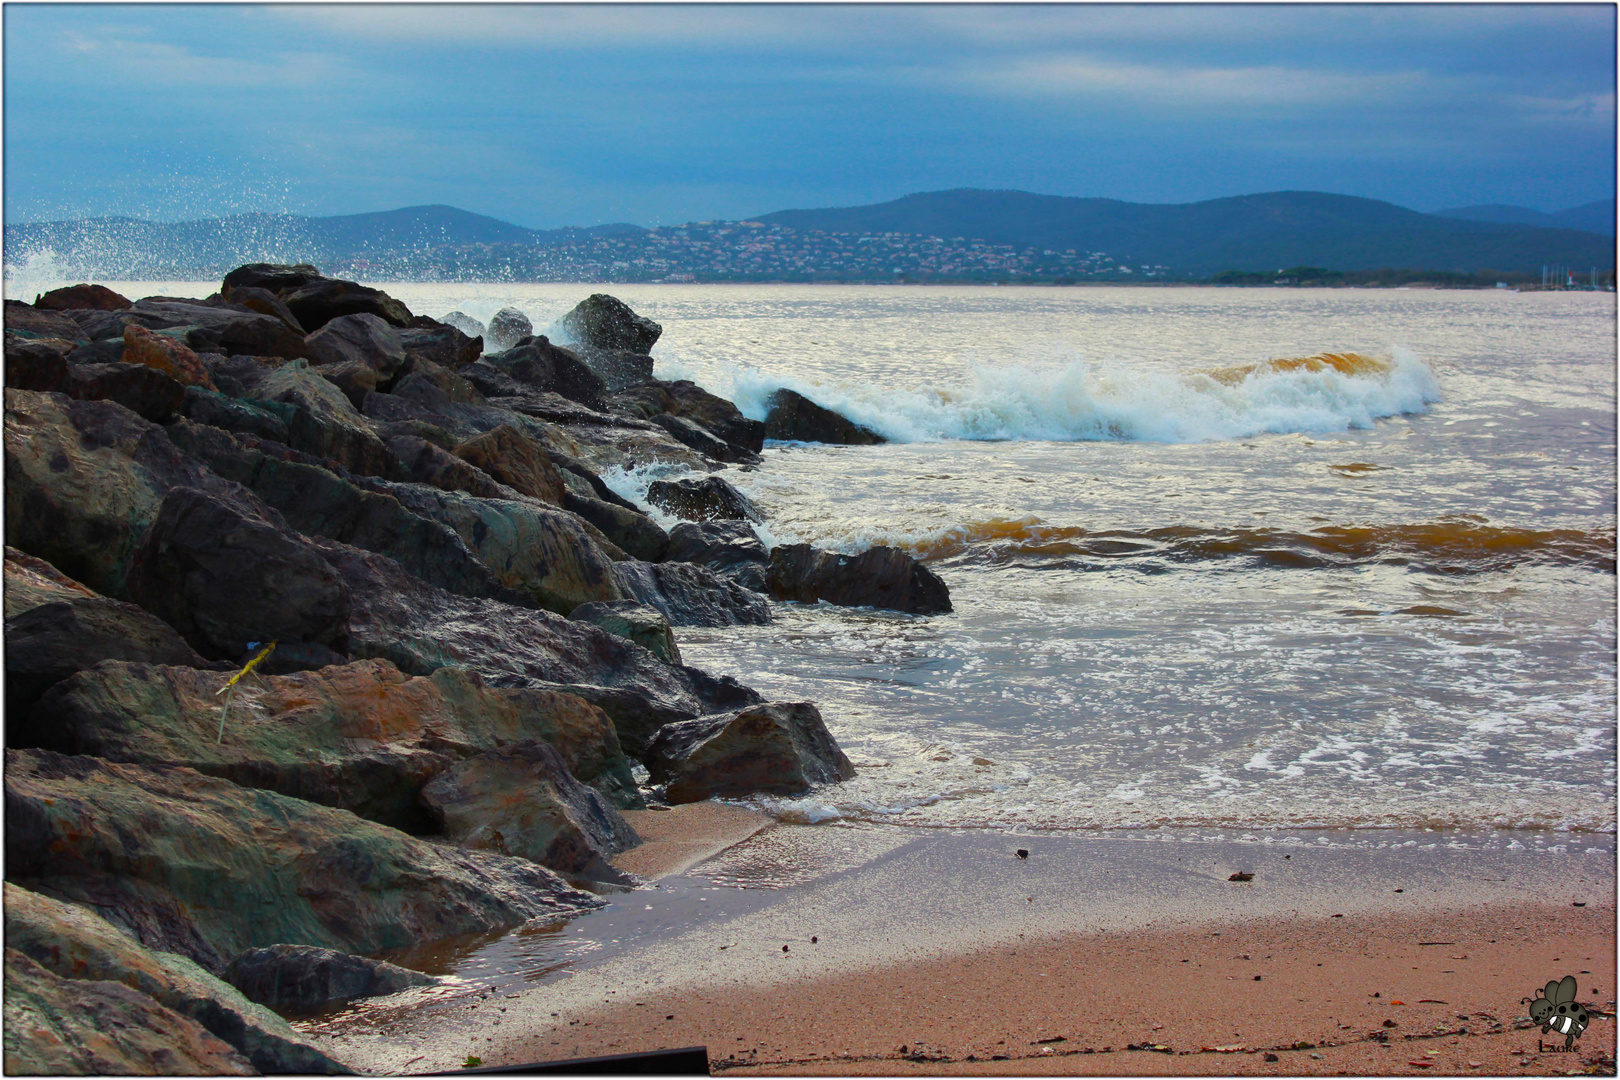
(2, 268), (944, 1072)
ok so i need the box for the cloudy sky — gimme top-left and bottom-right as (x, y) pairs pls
(4, 3), (1613, 227)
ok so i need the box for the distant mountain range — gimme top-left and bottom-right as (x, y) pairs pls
(1432, 200), (1614, 235)
(5, 190), (1613, 283)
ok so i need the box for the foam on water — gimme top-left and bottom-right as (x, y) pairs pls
(679, 348), (1440, 444)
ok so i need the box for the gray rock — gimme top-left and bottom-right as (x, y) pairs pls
(644, 702), (856, 803)
(304, 312), (407, 377)
(647, 475), (763, 523)
(665, 521), (770, 593)
(486, 307), (533, 351)
(611, 559), (771, 627)
(764, 387), (886, 444)
(575, 346), (656, 393)
(563, 490), (671, 562)
(441, 310), (486, 339)
(651, 412), (758, 464)
(570, 599), (682, 665)
(768, 543), (952, 615)
(559, 294), (661, 353)
(398, 323), (481, 369)
(225, 944), (435, 1012)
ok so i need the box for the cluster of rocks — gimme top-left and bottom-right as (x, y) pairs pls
(3, 268), (949, 1073)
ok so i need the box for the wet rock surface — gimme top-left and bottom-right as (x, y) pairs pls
(647, 475), (763, 523)
(613, 559), (773, 627)
(665, 520), (771, 593)
(560, 293), (662, 353)
(764, 386), (887, 444)
(571, 599), (683, 665)
(225, 944), (435, 1013)
(644, 702), (857, 803)
(768, 542), (952, 614)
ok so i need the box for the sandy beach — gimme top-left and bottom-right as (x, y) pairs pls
(311, 807), (1616, 1076)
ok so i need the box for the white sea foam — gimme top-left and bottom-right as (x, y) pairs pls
(682, 348), (1438, 444)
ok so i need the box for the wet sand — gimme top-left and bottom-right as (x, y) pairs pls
(312, 815), (1615, 1076)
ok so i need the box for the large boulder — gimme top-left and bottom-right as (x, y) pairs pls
(6, 748), (603, 974)
(388, 434), (513, 499)
(643, 702), (856, 803)
(485, 307), (532, 351)
(612, 559), (772, 627)
(3, 948), (256, 1075)
(102, 299), (314, 361)
(125, 486), (351, 661)
(3, 391), (257, 599)
(399, 322), (481, 369)
(206, 356), (396, 478)
(570, 599), (682, 665)
(224, 945), (434, 1013)
(767, 543), (952, 615)
(576, 347), (655, 393)
(4, 299), (88, 340)
(665, 521), (770, 593)
(440, 310), (486, 339)
(611, 379), (766, 456)
(4, 546), (98, 615)
(221, 263), (325, 296)
(647, 475), (763, 523)
(764, 387), (886, 444)
(561, 491), (670, 563)
(34, 283), (132, 311)
(121, 325), (215, 389)
(391, 355), (484, 405)
(453, 423), (567, 505)
(559, 293), (661, 353)
(5, 884), (349, 1073)
(217, 284), (306, 335)
(479, 336), (608, 410)
(651, 412), (757, 464)
(279, 277), (414, 333)
(5, 335), (74, 393)
(356, 478), (623, 614)
(167, 420), (505, 603)
(178, 386), (293, 444)
(69, 361), (188, 422)
(420, 739), (640, 883)
(22, 658), (639, 827)
(304, 312), (407, 377)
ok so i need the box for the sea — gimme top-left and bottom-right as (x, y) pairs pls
(32, 279), (1619, 839)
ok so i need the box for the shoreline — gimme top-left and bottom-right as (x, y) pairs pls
(309, 815), (1616, 1076)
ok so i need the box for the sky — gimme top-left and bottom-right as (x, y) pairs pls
(3, 3), (1615, 228)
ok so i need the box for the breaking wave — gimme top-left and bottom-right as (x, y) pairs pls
(712, 349), (1439, 444)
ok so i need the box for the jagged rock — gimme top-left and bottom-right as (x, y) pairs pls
(399, 323), (481, 369)
(7, 749), (603, 975)
(562, 491), (670, 562)
(121, 325), (215, 389)
(651, 412), (758, 464)
(221, 263), (325, 295)
(5, 336), (73, 392)
(3, 948), (257, 1075)
(764, 387), (886, 444)
(575, 347), (655, 393)
(391, 356), (484, 404)
(280, 277), (414, 333)
(647, 475), (763, 523)
(5, 885), (349, 1073)
(4, 546), (98, 615)
(167, 420), (505, 603)
(106, 299), (313, 361)
(178, 386), (293, 444)
(643, 702), (856, 803)
(313, 358), (381, 410)
(217, 284), (306, 335)
(421, 739), (640, 882)
(354, 478), (622, 614)
(206, 355), (396, 477)
(3, 391), (259, 599)
(225, 944), (434, 1013)
(453, 423), (567, 505)
(570, 599), (682, 665)
(125, 486), (351, 661)
(308, 542), (744, 753)
(305, 312), (407, 377)
(441, 310), (486, 339)
(612, 559), (772, 627)
(65, 336), (127, 364)
(767, 543), (952, 615)
(480, 336), (608, 410)
(665, 520), (770, 593)
(485, 307), (532, 351)
(559, 293), (661, 353)
(5, 298), (90, 340)
(388, 435), (511, 499)
(23, 658), (638, 828)
(35, 283), (132, 311)
(69, 361), (188, 422)
(6, 592), (218, 719)
(610, 378), (765, 453)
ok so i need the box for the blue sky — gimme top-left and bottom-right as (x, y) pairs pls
(4, 3), (1614, 227)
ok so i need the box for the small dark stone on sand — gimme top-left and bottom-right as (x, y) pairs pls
(1229, 872), (1254, 882)
(1254, 975), (1262, 981)
(1373, 992), (1381, 997)
(1264, 1053), (1280, 1062)
(1384, 1020), (1398, 1027)
(1016, 849), (1029, 859)
(811, 936), (817, 943)
(782, 945), (789, 953)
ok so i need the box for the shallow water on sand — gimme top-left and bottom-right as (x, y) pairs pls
(104, 282), (1619, 834)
